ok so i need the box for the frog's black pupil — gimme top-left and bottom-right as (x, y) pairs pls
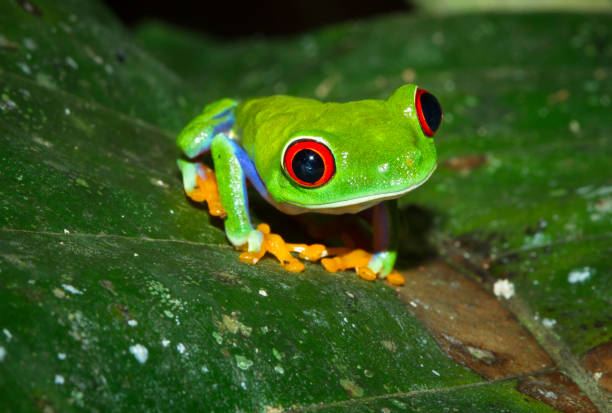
(292, 149), (324, 184)
(420, 92), (442, 132)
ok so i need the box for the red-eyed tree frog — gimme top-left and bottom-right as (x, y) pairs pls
(176, 84), (442, 285)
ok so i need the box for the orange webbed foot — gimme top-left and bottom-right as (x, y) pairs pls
(321, 249), (405, 285)
(239, 224), (305, 272)
(185, 164), (226, 217)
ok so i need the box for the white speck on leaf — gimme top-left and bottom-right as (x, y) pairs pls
(523, 231), (551, 248)
(64, 107), (71, 115)
(62, 284), (83, 295)
(54, 374), (65, 385)
(63, 229), (70, 234)
(258, 289), (268, 297)
(432, 370), (440, 376)
(568, 267), (594, 283)
(150, 178), (169, 188)
(161, 339), (170, 347)
(0, 346), (6, 362)
(58, 353), (66, 360)
(16, 62), (31, 75)
(542, 318), (557, 328)
(65, 56), (79, 70)
(569, 119), (581, 134)
(23, 38), (37, 50)
(52, 288), (66, 299)
(129, 344), (148, 364)
(3, 329), (12, 341)
(538, 389), (558, 400)
(127, 319), (138, 327)
(176, 343), (186, 354)
(493, 279), (515, 299)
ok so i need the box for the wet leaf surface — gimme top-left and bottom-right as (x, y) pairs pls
(1, 1), (611, 411)
(0, 230), (485, 412)
(0, 0), (200, 131)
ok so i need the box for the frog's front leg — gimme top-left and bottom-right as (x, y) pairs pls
(210, 134), (305, 272)
(177, 98), (238, 217)
(208, 133), (262, 250)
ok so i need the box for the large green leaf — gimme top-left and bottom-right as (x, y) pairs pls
(1, 1), (610, 411)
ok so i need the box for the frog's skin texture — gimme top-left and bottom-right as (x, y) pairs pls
(176, 84), (440, 284)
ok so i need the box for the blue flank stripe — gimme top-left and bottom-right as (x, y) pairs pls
(227, 139), (271, 204)
(213, 115), (235, 136)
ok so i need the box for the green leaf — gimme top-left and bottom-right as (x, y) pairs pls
(1, 1), (610, 411)
(0, 0), (199, 131)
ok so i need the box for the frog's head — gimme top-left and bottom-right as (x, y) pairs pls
(263, 84), (442, 215)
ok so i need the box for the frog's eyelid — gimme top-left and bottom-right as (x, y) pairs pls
(280, 136), (330, 158)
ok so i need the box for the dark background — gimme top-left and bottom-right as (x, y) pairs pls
(103, 0), (412, 38)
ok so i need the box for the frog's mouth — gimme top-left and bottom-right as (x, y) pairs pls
(273, 164), (437, 215)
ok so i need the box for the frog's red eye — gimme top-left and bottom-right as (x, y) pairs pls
(283, 139), (335, 187)
(415, 88), (442, 137)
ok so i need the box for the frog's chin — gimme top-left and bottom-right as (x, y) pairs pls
(272, 164), (437, 215)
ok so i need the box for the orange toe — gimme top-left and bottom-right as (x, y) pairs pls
(357, 267), (377, 281)
(386, 271), (405, 286)
(321, 249), (372, 274)
(287, 243), (328, 262)
(321, 257), (342, 273)
(239, 248), (266, 264)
